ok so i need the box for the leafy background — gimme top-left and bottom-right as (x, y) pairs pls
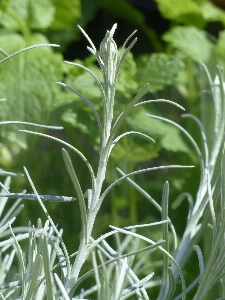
(1, 0), (225, 298)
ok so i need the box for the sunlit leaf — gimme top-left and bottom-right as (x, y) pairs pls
(163, 26), (213, 62)
(155, 0), (204, 27)
(135, 53), (183, 92)
(0, 33), (64, 148)
(126, 108), (190, 153)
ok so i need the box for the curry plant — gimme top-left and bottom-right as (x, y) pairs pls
(17, 24), (193, 297)
(1, 23), (225, 300)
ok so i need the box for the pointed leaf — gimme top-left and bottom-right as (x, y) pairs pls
(62, 148), (87, 243)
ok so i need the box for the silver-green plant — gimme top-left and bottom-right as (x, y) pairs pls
(16, 24), (194, 299)
(1, 23), (225, 300)
(0, 45), (76, 300)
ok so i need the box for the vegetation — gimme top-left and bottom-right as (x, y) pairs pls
(1, 0), (225, 299)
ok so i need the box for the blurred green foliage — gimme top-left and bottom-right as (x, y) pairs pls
(0, 0), (225, 297)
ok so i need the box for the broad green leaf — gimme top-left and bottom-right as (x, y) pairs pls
(0, 1), (27, 30)
(68, 67), (102, 101)
(135, 53), (183, 92)
(155, 0), (205, 27)
(200, 1), (225, 25)
(110, 135), (160, 162)
(216, 30), (225, 58)
(0, 33), (24, 54)
(50, 0), (81, 30)
(126, 108), (190, 153)
(0, 33), (64, 148)
(27, 0), (55, 29)
(163, 26), (213, 62)
(0, 0), (55, 30)
(61, 109), (88, 133)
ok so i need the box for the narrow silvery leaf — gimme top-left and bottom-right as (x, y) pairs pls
(23, 167), (71, 278)
(0, 193), (76, 202)
(193, 245), (204, 281)
(9, 224), (26, 297)
(56, 82), (102, 136)
(97, 250), (109, 299)
(0, 170), (23, 177)
(117, 29), (137, 65)
(164, 268), (176, 300)
(110, 83), (149, 142)
(100, 165), (194, 207)
(157, 182), (170, 300)
(206, 171), (216, 236)
(43, 235), (54, 300)
(221, 141), (225, 220)
(114, 258), (128, 300)
(24, 255), (42, 300)
(54, 273), (70, 300)
(122, 272), (154, 297)
(0, 217), (16, 235)
(116, 37), (137, 82)
(0, 177), (11, 218)
(62, 149), (88, 244)
(0, 44), (59, 65)
(0, 120), (63, 130)
(0, 251), (15, 284)
(111, 131), (154, 152)
(19, 130), (96, 188)
(182, 114), (209, 167)
(64, 62), (106, 101)
(109, 225), (187, 299)
(0, 201), (23, 228)
(92, 251), (101, 299)
(135, 98), (185, 110)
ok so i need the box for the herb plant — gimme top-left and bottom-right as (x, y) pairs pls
(0, 23), (225, 300)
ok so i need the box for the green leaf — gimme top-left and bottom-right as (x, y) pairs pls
(0, 0), (79, 30)
(163, 26), (213, 62)
(27, 0), (55, 29)
(135, 53), (183, 92)
(110, 135), (160, 162)
(200, 0), (225, 25)
(216, 30), (225, 58)
(50, 0), (81, 30)
(0, 33), (64, 148)
(0, 0), (28, 30)
(0, 33), (24, 54)
(126, 108), (190, 153)
(155, 0), (205, 27)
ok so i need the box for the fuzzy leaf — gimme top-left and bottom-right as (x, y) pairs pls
(135, 53), (183, 92)
(0, 0), (55, 30)
(126, 108), (190, 153)
(0, 33), (64, 148)
(110, 135), (160, 162)
(200, 1), (225, 24)
(27, 0), (55, 29)
(155, 0), (204, 27)
(0, 1), (27, 29)
(163, 26), (213, 63)
(50, 0), (81, 30)
(216, 30), (225, 58)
